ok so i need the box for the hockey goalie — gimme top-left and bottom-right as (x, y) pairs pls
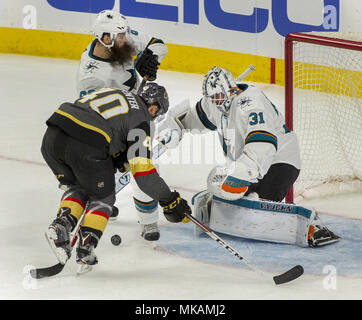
(156, 66), (340, 248)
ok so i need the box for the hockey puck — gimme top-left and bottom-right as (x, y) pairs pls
(111, 234), (122, 246)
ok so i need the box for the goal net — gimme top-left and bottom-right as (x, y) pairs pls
(285, 32), (362, 202)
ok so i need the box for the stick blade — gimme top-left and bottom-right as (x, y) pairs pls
(273, 265), (304, 285)
(29, 263), (65, 279)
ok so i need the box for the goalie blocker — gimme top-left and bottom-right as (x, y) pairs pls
(192, 190), (340, 247)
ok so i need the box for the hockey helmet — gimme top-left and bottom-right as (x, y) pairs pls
(92, 10), (130, 48)
(202, 66), (238, 113)
(139, 83), (169, 117)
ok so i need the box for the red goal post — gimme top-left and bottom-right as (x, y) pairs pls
(284, 32), (362, 203)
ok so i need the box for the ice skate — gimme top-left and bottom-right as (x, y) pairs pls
(109, 206), (119, 221)
(76, 231), (98, 275)
(308, 224), (341, 247)
(76, 232), (98, 265)
(141, 222), (160, 241)
(45, 217), (72, 265)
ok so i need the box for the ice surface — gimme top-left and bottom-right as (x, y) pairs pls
(0, 54), (361, 300)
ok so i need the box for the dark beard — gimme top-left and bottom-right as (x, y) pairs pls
(109, 42), (135, 67)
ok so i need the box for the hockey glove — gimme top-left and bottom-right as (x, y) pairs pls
(159, 191), (191, 223)
(207, 165), (254, 201)
(112, 151), (129, 173)
(135, 48), (159, 81)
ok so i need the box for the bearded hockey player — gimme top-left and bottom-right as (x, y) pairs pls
(76, 10), (169, 241)
(156, 66), (340, 247)
(77, 10), (167, 97)
(41, 83), (191, 269)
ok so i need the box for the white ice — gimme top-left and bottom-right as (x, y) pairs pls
(0, 54), (361, 300)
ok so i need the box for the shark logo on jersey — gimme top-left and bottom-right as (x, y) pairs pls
(236, 96), (252, 108)
(84, 61), (99, 74)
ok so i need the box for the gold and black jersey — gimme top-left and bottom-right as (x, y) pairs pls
(46, 87), (172, 202)
(47, 88), (152, 153)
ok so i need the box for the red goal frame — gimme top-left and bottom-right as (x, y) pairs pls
(284, 32), (362, 203)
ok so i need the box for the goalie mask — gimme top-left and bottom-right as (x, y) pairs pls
(139, 83), (169, 117)
(202, 66), (238, 114)
(92, 10), (130, 48)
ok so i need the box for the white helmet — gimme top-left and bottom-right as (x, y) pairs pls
(202, 66), (238, 114)
(92, 10), (130, 48)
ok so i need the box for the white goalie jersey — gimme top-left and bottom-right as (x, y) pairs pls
(181, 84), (301, 180)
(76, 30), (168, 98)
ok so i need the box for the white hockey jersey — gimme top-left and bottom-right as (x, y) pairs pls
(181, 84), (301, 180)
(76, 29), (168, 98)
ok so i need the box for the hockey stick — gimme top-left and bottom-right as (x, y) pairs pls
(115, 141), (167, 194)
(236, 64), (256, 83)
(115, 75), (171, 194)
(30, 203), (90, 279)
(30, 141), (168, 278)
(137, 75), (148, 94)
(184, 212), (304, 285)
(115, 66), (254, 193)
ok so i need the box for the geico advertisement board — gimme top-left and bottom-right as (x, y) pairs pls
(1, 0), (360, 58)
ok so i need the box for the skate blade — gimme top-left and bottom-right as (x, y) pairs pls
(44, 231), (69, 265)
(315, 237), (341, 247)
(76, 264), (93, 276)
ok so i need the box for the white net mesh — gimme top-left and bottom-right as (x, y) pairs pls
(291, 32), (362, 199)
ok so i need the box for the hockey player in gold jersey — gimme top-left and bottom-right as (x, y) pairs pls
(41, 83), (191, 268)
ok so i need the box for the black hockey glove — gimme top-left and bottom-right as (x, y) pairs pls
(112, 151), (129, 173)
(135, 48), (159, 81)
(159, 191), (191, 223)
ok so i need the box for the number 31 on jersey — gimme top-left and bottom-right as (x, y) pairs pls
(249, 112), (265, 125)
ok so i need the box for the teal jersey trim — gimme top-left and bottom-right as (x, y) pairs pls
(245, 130), (278, 150)
(88, 40), (111, 62)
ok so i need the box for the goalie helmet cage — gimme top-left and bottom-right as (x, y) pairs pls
(284, 32), (362, 203)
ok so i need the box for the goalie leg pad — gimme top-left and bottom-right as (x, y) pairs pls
(191, 190), (213, 236)
(209, 196), (316, 247)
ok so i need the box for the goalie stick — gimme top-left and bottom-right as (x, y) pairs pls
(184, 211), (304, 285)
(236, 64), (256, 83)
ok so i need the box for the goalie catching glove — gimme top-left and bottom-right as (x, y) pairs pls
(159, 191), (191, 223)
(207, 162), (258, 201)
(135, 48), (160, 81)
